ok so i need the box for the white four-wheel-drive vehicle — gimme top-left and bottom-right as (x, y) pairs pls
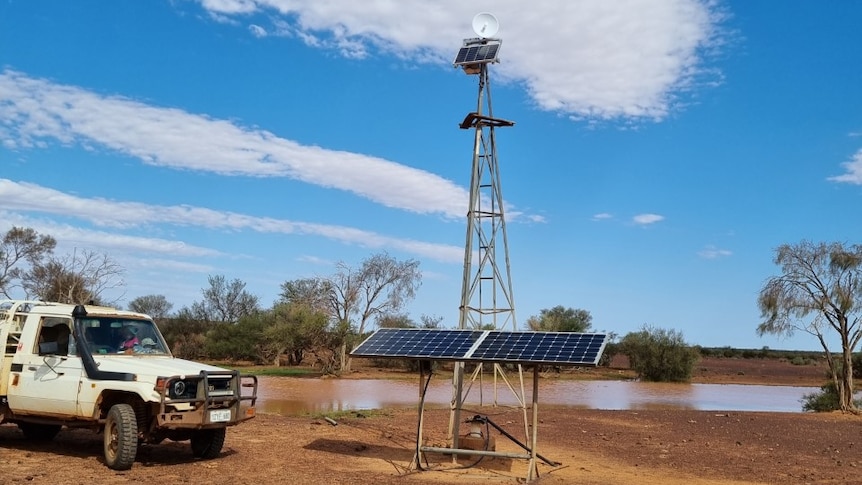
(0, 300), (257, 469)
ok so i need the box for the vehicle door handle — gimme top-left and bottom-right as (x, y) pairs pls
(27, 366), (37, 371)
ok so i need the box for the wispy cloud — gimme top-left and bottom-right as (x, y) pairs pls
(828, 149), (862, 184)
(248, 24), (267, 37)
(592, 212), (613, 221)
(193, 0), (725, 121)
(698, 245), (732, 259)
(0, 70), (469, 219)
(296, 254), (333, 266)
(0, 180), (463, 263)
(0, 210), (222, 258)
(632, 213), (664, 226)
(132, 258), (215, 274)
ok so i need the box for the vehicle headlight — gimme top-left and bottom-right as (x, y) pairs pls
(168, 379), (196, 399)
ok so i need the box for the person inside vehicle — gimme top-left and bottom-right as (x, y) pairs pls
(118, 326), (140, 352)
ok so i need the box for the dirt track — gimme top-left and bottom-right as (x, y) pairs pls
(2, 357), (860, 484)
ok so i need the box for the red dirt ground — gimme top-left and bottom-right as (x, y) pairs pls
(2, 356), (857, 485)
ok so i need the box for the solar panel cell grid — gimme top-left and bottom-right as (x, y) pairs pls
(351, 328), (484, 359)
(453, 42), (500, 65)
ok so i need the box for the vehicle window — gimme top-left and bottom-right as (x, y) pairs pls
(80, 318), (169, 355)
(37, 317), (72, 356)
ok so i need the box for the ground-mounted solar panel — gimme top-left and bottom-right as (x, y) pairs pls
(468, 332), (607, 366)
(351, 328), (608, 366)
(350, 328), (485, 360)
(453, 41), (501, 66)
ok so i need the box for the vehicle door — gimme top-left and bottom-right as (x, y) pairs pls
(6, 317), (84, 417)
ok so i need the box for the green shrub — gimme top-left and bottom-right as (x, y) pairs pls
(204, 317), (267, 363)
(853, 354), (862, 379)
(802, 382), (862, 412)
(741, 349), (758, 359)
(721, 346), (738, 358)
(599, 342), (618, 367)
(790, 356), (806, 366)
(618, 325), (700, 382)
(802, 383), (840, 412)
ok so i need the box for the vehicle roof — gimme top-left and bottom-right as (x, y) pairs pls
(0, 300), (151, 320)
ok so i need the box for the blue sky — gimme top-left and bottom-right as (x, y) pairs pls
(2, 1), (861, 351)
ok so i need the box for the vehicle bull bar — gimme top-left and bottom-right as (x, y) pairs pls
(155, 370), (258, 428)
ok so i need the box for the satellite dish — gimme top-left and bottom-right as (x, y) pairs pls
(472, 12), (499, 38)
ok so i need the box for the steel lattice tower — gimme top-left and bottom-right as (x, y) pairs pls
(448, 26), (529, 453)
(456, 50), (516, 332)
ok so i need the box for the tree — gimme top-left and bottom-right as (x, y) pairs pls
(191, 275), (260, 323)
(419, 314), (444, 329)
(619, 325), (699, 382)
(758, 240), (862, 412)
(0, 226), (56, 298)
(526, 306), (593, 332)
(260, 303), (330, 366)
(347, 252), (421, 336)
(203, 313), (267, 363)
(128, 294), (173, 321)
(278, 278), (333, 315)
(22, 249), (125, 305)
(157, 308), (214, 360)
(376, 313), (415, 329)
(327, 252), (421, 371)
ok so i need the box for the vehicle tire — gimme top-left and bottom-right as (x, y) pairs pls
(191, 428), (226, 459)
(18, 422), (61, 441)
(103, 403), (138, 470)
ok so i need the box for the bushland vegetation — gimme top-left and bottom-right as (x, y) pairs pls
(2, 226), (852, 395)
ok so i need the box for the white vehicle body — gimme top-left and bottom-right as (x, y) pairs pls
(0, 300), (257, 469)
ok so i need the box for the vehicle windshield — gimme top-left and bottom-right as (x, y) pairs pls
(77, 317), (170, 356)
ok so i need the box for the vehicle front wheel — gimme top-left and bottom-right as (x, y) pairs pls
(103, 403), (138, 470)
(18, 422), (61, 441)
(191, 428), (226, 459)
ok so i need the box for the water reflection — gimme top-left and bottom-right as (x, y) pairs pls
(256, 376), (816, 415)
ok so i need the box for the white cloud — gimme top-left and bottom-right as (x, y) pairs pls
(632, 213), (664, 225)
(200, 0), (258, 14)
(131, 258), (215, 274)
(296, 254), (333, 266)
(0, 210), (221, 258)
(592, 212), (613, 221)
(194, 0), (725, 121)
(828, 149), (862, 184)
(698, 245), (732, 259)
(0, 70), (469, 219)
(248, 24), (267, 37)
(0, 180), (463, 263)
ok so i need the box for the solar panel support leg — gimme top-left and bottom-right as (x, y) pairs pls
(527, 365), (540, 481)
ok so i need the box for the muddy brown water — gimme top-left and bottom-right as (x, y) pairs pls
(255, 376), (816, 415)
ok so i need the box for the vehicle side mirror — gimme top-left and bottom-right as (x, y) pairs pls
(39, 341), (60, 356)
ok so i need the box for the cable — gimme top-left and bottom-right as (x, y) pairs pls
(414, 360), (433, 470)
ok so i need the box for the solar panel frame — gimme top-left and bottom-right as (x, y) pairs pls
(350, 328), (608, 366)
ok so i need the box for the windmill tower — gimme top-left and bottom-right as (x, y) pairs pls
(448, 12), (527, 450)
(454, 14), (516, 334)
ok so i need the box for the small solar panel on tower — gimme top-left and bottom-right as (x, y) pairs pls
(453, 40), (501, 66)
